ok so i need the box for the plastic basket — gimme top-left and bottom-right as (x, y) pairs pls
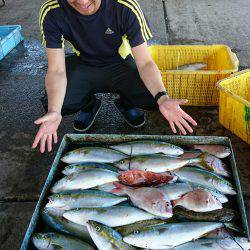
(217, 70), (250, 144)
(0, 25), (24, 60)
(148, 45), (239, 106)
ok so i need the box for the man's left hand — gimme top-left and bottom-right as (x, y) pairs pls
(158, 96), (197, 135)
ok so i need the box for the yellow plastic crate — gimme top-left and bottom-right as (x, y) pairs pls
(217, 70), (250, 144)
(148, 44), (239, 106)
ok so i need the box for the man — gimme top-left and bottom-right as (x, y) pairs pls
(32, 0), (197, 153)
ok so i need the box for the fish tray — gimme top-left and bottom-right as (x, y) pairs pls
(0, 25), (24, 60)
(21, 134), (249, 249)
(148, 44), (239, 106)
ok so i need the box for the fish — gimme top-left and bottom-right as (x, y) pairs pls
(61, 147), (127, 164)
(94, 182), (123, 194)
(159, 182), (228, 203)
(180, 151), (203, 159)
(51, 169), (119, 193)
(172, 237), (250, 250)
(110, 140), (184, 156)
(192, 144), (231, 158)
(63, 206), (156, 227)
(62, 162), (118, 175)
(115, 219), (169, 237)
(41, 207), (92, 242)
(173, 167), (236, 195)
(190, 153), (230, 177)
(86, 220), (136, 250)
(172, 189), (222, 212)
(111, 182), (173, 218)
(173, 62), (207, 70)
(123, 222), (223, 249)
(46, 190), (127, 210)
(32, 232), (94, 250)
(204, 227), (232, 239)
(118, 170), (177, 187)
(114, 154), (200, 172)
(173, 207), (235, 223)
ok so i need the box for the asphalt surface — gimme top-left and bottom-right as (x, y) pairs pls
(0, 0), (249, 249)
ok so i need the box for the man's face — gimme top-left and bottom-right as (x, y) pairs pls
(67, 0), (101, 15)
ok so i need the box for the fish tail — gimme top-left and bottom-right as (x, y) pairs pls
(110, 182), (128, 195)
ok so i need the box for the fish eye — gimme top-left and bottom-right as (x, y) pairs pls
(95, 226), (101, 231)
(134, 230), (139, 234)
(120, 160), (124, 164)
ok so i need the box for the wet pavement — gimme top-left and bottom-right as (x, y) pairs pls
(0, 0), (250, 249)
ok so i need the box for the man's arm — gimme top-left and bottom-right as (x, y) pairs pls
(45, 48), (67, 113)
(32, 48), (66, 153)
(131, 42), (197, 135)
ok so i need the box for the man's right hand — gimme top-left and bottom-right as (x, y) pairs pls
(32, 111), (62, 153)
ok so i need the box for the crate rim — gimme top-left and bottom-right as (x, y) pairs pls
(216, 69), (250, 107)
(148, 44), (239, 73)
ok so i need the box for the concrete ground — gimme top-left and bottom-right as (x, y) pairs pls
(0, 0), (249, 249)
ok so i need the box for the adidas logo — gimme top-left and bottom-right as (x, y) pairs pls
(105, 27), (115, 35)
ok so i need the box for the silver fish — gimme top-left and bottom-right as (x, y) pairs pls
(62, 162), (118, 175)
(41, 207), (92, 242)
(110, 140), (184, 156)
(46, 190), (127, 210)
(173, 237), (250, 250)
(86, 220), (136, 250)
(63, 206), (156, 227)
(51, 169), (118, 193)
(32, 232), (94, 250)
(61, 147), (127, 164)
(114, 154), (200, 172)
(173, 167), (236, 195)
(123, 222), (223, 249)
(173, 63), (207, 70)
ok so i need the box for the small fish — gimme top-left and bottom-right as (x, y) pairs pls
(110, 140), (184, 156)
(118, 170), (177, 187)
(86, 220), (136, 250)
(114, 154), (200, 172)
(41, 207), (92, 242)
(172, 189), (222, 212)
(173, 62), (207, 70)
(63, 206), (156, 227)
(51, 169), (118, 193)
(123, 222), (223, 249)
(193, 144), (231, 158)
(159, 182), (228, 204)
(46, 190), (127, 210)
(191, 153), (230, 177)
(62, 162), (118, 175)
(32, 232), (94, 250)
(115, 219), (169, 237)
(61, 147), (127, 164)
(173, 237), (250, 250)
(173, 167), (236, 195)
(173, 207), (235, 223)
(111, 182), (173, 218)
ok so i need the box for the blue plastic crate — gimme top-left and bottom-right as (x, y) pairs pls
(0, 25), (24, 60)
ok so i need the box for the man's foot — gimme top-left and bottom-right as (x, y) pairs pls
(114, 99), (145, 128)
(73, 99), (102, 132)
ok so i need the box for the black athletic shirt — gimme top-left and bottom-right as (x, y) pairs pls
(39, 0), (153, 66)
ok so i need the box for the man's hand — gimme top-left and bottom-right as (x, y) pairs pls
(32, 111), (62, 153)
(158, 96), (197, 135)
